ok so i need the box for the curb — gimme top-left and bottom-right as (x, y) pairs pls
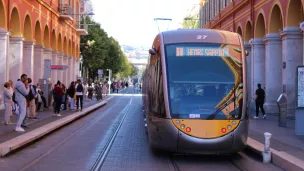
(0, 97), (114, 157)
(247, 137), (304, 171)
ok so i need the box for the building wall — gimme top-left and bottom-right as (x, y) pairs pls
(0, 0), (83, 107)
(200, 0), (304, 116)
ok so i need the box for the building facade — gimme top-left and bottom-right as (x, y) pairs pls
(200, 0), (304, 116)
(0, 0), (88, 104)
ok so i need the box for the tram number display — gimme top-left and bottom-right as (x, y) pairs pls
(297, 67), (304, 107)
(176, 47), (227, 57)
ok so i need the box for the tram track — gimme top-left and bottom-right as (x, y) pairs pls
(91, 97), (133, 171)
(18, 90), (134, 171)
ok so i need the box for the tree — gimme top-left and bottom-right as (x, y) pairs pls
(181, 5), (200, 29)
(80, 17), (134, 82)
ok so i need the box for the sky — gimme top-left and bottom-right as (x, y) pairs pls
(90, 0), (199, 47)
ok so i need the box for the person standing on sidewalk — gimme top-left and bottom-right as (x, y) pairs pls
(27, 78), (37, 120)
(75, 79), (84, 111)
(254, 83), (266, 119)
(53, 81), (64, 116)
(14, 74), (29, 132)
(67, 81), (76, 111)
(3, 82), (13, 125)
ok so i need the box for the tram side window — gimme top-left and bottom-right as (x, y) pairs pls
(148, 55), (166, 118)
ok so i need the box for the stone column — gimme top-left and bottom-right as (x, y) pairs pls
(23, 41), (35, 80)
(75, 59), (79, 78)
(43, 48), (52, 80)
(244, 42), (252, 104)
(281, 27), (303, 116)
(0, 29), (8, 92)
(250, 38), (266, 94)
(0, 29), (9, 109)
(63, 55), (68, 85)
(57, 53), (63, 83)
(263, 33), (282, 113)
(71, 57), (75, 81)
(33, 45), (44, 84)
(68, 56), (72, 85)
(9, 37), (24, 82)
(51, 51), (58, 84)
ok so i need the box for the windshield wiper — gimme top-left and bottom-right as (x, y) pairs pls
(206, 97), (236, 120)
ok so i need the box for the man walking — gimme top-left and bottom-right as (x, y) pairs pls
(254, 83), (266, 119)
(75, 79), (84, 111)
(14, 74), (30, 132)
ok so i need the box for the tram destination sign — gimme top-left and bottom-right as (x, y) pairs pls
(297, 66), (304, 107)
(50, 65), (68, 70)
(176, 47), (228, 57)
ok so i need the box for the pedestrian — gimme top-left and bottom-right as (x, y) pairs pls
(3, 82), (13, 125)
(27, 78), (37, 119)
(103, 82), (108, 98)
(53, 81), (64, 116)
(14, 74), (30, 132)
(75, 79), (84, 111)
(254, 83), (266, 119)
(67, 81), (76, 111)
(8, 80), (14, 117)
(36, 90), (42, 113)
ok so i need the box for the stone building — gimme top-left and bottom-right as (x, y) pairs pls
(0, 0), (88, 104)
(200, 0), (304, 116)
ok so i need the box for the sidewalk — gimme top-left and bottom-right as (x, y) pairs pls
(248, 111), (304, 170)
(0, 98), (105, 144)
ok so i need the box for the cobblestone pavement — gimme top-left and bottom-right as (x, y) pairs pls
(0, 96), (105, 143)
(0, 88), (283, 171)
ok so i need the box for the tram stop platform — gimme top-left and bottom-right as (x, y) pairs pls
(247, 111), (304, 170)
(0, 96), (113, 157)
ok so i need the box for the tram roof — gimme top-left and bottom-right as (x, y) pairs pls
(161, 29), (241, 45)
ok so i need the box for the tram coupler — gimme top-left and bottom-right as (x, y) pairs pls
(262, 132), (272, 163)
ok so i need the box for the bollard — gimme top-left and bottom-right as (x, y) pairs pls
(263, 132), (272, 163)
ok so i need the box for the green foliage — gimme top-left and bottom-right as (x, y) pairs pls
(181, 6), (200, 29)
(80, 17), (135, 81)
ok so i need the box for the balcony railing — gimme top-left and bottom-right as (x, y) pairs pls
(59, 4), (74, 22)
(76, 22), (89, 35)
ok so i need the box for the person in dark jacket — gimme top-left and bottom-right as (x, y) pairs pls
(254, 83), (266, 119)
(53, 81), (64, 116)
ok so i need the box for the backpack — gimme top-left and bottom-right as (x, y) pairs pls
(26, 85), (35, 101)
(76, 84), (83, 92)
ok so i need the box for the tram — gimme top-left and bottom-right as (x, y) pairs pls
(142, 29), (249, 154)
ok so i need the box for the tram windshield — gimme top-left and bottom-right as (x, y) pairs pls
(165, 43), (244, 120)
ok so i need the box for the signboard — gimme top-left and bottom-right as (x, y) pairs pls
(50, 65), (68, 70)
(98, 69), (103, 75)
(175, 47), (229, 57)
(297, 66), (304, 107)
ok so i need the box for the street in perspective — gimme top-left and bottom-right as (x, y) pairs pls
(0, 0), (304, 171)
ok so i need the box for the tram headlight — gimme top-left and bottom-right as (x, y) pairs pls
(181, 124), (185, 129)
(232, 121), (236, 125)
(227, 125), (232, 130)
(176, 120), (180, 124)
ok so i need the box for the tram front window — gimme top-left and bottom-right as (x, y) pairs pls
(165, 43), (243, 120)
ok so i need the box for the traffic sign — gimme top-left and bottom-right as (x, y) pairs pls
(50, 65), (68, 70)
(98, 69), (103, 75)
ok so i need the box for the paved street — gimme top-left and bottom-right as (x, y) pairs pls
(0, 88), (283, 171)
